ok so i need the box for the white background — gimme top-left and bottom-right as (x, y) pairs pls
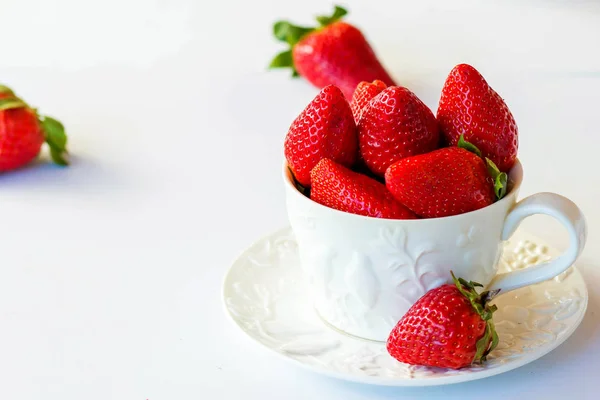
(0, 0), (598, 398)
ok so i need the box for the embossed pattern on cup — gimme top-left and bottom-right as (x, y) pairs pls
(283, 162), (522, 341)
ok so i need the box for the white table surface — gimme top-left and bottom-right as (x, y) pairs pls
(0, 0), (598, 398)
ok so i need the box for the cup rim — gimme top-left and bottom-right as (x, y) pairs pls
(282, 158), (523, 223)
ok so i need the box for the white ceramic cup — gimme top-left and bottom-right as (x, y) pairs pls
(283, 160), (587, 341)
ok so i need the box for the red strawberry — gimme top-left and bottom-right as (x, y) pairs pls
(387, 272), (499, 369)
(385, 147), (495, 218)
(437, 64), (518, 172)
(359, 86), (439, 177)
(310, 158), (416, 219)
(284, 85), (357, 187)
(350, 79), (387, 122)
(0, 85), (68, 171)
(269, 6), (395, 100)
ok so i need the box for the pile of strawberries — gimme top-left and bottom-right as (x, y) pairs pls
(273, 5), (518, 220)
(284, 63), (518, 219)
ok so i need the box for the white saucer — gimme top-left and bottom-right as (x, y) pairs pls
(222, 227), (587, 386)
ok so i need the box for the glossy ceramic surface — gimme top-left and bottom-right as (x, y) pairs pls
(223, 227), (587, 386)
(283, 161), (587, 340)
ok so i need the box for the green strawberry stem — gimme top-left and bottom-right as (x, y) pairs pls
(450, 271), (500, 363)
(457, 134), (507, 200)
(269, 5), (348, 76)
(0, 85), (69, 166)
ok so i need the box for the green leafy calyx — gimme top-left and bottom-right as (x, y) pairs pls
(457, 134), (507, 200)
(0, 85), (16, 97)
(451, 271), (500, 364)
(486, 158), (507, 200)
(269, 49), (294, 69)
(40, 116), (69, 166)
(316, 5), (348, 26)
(0, 97), (27, 111)
(269, 5), (348, 76)
(457, 134), (482, 157)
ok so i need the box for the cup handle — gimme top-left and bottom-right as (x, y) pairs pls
(487, 192), (587, 293)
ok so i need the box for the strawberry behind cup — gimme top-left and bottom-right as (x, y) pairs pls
(269, 5), (396, 100)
